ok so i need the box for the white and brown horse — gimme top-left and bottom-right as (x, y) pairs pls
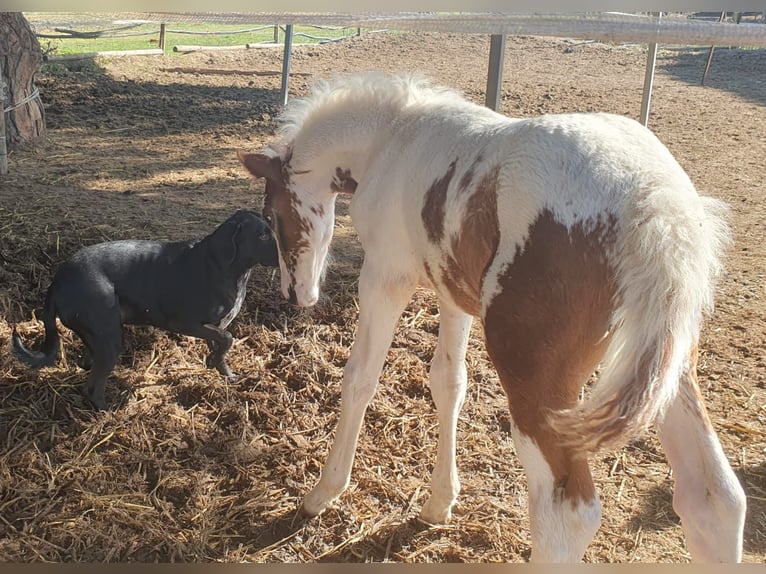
(238, 72), (746, 562)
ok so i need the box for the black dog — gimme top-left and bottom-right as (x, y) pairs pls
(12, 210), (278, 410)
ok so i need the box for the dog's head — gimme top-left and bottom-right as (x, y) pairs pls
(210, 210), (279, 270)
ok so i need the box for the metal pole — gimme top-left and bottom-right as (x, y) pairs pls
(485, 34), (506, 111)
(280, 24), (294, 107)
(701, 12), (726, 85)
(158, 22), (166, 52)
(273, 24), (279, 44)
(639, 12), (662, 127)
(701, 47), (716, 86)
(639, 41), (658, 127)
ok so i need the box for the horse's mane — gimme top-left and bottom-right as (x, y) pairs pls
(276, 71), (466, 144)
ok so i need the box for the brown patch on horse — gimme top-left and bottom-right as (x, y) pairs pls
(331, 167), (357, 194)
(238, 150), (311, 283)
(440, 167), (501, 316)
(421, 159), (457, 244)
(678, 343), (707, 421)
(263, 178), (311, 280)
(483, 210), (617, 502)
(458, 154), (483, 193)
(422, 260), (437, 288)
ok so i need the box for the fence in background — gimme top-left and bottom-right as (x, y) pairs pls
(32, 18), (377, 61)
(19, 12), (766, 130)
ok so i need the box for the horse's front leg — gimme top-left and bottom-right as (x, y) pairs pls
(302, 264), (416, 517)
(419, 302), (473, 524)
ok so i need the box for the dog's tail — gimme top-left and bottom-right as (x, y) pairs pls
(12, 290), (60, 368)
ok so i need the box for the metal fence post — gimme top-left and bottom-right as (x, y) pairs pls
(639, 12), (662, 127)
(485, 34), (506, 111)
(158, 22), (166, 51)
(280, 24), (294, 107)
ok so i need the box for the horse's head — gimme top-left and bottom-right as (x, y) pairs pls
(238, 147), (352, 307)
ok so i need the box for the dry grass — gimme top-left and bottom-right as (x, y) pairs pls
(1, 32), (764, 562)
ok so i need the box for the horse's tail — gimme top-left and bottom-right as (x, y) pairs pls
(12, 289), (60, 369)
(548, 187), (731, 453)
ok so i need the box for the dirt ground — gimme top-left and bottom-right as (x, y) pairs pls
(0, 31), (764, 563)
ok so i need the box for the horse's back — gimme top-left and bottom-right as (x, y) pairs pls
(391, 107), (696, 231)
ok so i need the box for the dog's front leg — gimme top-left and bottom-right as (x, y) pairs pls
(198, 324), (235, 378)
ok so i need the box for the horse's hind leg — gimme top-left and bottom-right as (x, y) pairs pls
(419, 303), (473, 524)
(482, 213), (615, 561)
(484, 309), (608, 562)
(491, 370), (603, 562)
(657, 345), (746, 562)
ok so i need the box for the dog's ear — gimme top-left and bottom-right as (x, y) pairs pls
(227, 222), (242, 265)
(210, 219), (242, 266)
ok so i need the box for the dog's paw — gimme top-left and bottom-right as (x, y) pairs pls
(87, 393), (107, 411)
(208, 357), (236, 380)
(220, 366), (237, 380)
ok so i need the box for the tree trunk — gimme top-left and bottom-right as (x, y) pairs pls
(1, 12), (46, 150)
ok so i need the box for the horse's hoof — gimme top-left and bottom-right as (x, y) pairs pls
(300, 503), (320, 518)
(301, 489), (334, 517)
(418, 502), (452, 525)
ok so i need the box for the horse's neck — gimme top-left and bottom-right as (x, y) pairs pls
(295, 104), (400, 179)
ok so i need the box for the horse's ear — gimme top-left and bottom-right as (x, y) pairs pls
(237, 150), (282, 181)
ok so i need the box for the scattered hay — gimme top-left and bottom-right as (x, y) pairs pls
(1, 33), (765, 563)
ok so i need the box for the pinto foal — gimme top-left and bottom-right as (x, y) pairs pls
(238, 72), (746, 562)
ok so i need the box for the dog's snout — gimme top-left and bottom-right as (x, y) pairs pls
(262, 234), (279, 267)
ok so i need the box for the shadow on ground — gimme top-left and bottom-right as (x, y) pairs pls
(660, 46), (766, 106)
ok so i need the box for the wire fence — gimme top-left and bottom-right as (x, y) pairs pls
(31, 12), (766, 53)
(27, 15), (386, 60)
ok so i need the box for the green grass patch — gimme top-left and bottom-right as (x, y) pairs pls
(25, 14), (360, 57)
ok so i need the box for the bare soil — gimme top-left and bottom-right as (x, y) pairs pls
(0, 32), (764, 562)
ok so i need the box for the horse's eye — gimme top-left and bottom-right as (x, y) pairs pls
(264, 213), (273, 226)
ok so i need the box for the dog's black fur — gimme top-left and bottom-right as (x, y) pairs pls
(12, 210), (278, 410)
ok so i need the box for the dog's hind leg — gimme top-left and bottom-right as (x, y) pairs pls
(67, 307), (123, 411)
(55, 272), (126, 410)
(76, 324), (122, 410)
